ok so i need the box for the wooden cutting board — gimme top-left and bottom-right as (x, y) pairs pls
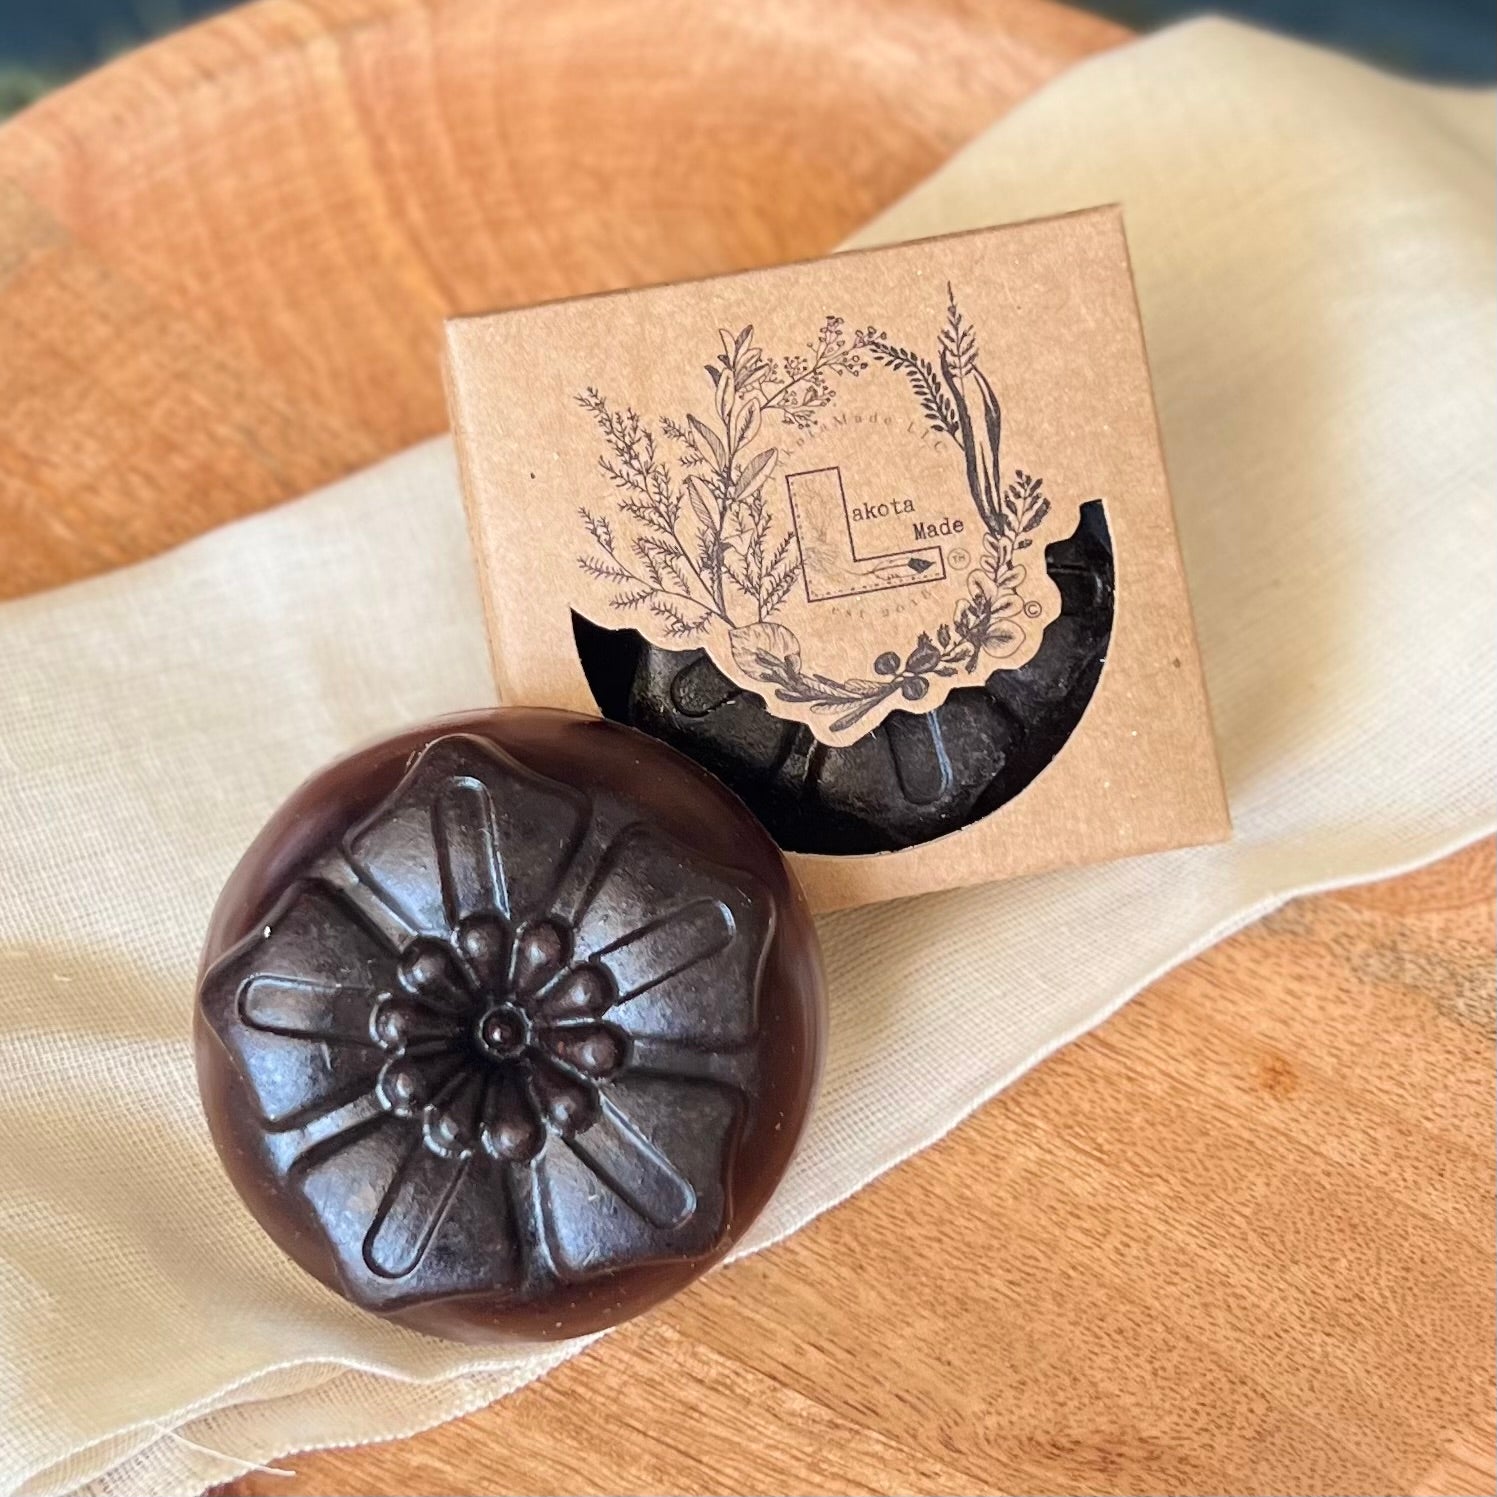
(0, 2), (1491, 1492)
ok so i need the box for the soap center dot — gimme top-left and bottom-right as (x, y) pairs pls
(476, 1003), (529, 1062)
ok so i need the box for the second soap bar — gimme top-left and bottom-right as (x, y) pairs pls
(578, 501), (1114, 855)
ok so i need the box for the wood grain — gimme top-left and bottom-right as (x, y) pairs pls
(0, 2), (1490, 1493)
(0, 0), (1125, 599)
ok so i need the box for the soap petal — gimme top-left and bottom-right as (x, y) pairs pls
(342, 735), (591, 936)
(534, 1074), (739, 1278)
(568, 823), (770, 1047)
(200, 884), (396, 1127)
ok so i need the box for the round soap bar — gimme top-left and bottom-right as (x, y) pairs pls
(577, 499), (1114, 854)
(194, 709), (824, 1343)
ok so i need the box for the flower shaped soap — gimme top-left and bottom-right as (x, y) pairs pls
(195, 710), (823, 1342)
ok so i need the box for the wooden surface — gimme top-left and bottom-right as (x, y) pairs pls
(0, 2), (1491, 1493)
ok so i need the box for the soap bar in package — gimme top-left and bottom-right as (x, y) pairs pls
(444, 208), (1229, 912)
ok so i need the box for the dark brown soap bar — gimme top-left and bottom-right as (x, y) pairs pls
(577, 501), (1114, 855)
(194, 709), (824, 1343)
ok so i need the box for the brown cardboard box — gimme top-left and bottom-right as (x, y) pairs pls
(445, 207), (1228, 911)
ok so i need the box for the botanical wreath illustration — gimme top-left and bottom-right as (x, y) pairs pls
(577, 290), (1056, 735)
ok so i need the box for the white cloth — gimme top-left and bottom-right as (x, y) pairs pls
(1, 18), (1493, 1496)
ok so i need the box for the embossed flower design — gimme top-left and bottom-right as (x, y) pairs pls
(370, 913), (632, 1167)
(198, 734), (770, 1307)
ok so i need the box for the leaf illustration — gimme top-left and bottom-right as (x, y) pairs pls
(938, 285), (979, 378)
(830, 700), (881, 735)
(578, 508), (614, 551)
(733, 398), (762, 449)
(688, 414), (727, 468)
(723, 511), (756, 550)
(971, 365), (1003, 527)
(686, 476), (716, 534)
(765, 532), (793, 573)
(632, 538), (662, 588)
(761, 565), (799, 616)
(649, 599), (711, 637)
(735, 447), (777, 500)
(981, 619), (1025, 658)
(660, 552), (693, 596)
(868, 342), (960, 441)
(577, 555), (633, 583)
(728, 621), (802, 681)
(714, 373), (734, 426)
